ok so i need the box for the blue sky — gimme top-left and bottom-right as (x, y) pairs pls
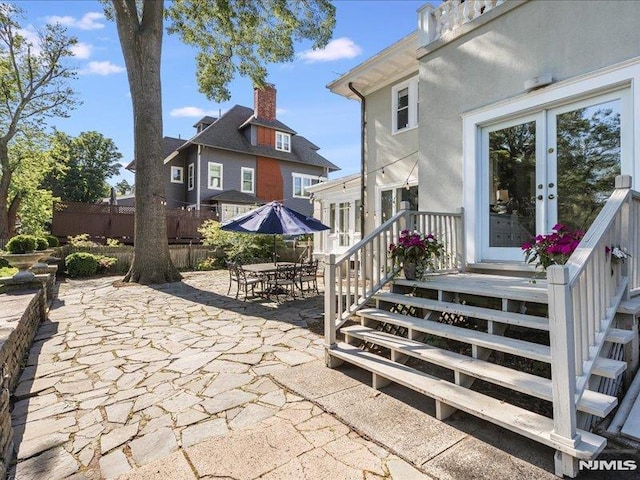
(19, 0), (433, 185)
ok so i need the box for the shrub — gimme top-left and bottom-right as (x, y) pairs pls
(198, 219), (283, 264)
(65, 252), (98, 278)
(67, 233), (98, 248)
(35, 237), (49, 251)
(96, 255), (117, 273)
(106, 238), (122, 247)
(0, 266), (17, 277)
(6, 235), (37, 254)
(196, 257), (222, 271)
(45, 235), (60, 248)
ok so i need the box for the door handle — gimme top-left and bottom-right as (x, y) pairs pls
(548, 194), (555, 200)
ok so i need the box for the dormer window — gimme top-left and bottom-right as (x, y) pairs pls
(275, 131), (291, 152)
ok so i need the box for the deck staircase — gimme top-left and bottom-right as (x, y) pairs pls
(323, 176), (640, 478)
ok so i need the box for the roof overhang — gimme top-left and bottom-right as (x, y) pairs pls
(327, 31), (419, 100)
(307, 173), (360, 194)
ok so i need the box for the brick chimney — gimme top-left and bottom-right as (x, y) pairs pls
(254, 84), (277, 120)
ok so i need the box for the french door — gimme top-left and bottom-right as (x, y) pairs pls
(481, 91), (626, 261)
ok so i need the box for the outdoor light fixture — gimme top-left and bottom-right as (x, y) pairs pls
(525, 73), (553, 92)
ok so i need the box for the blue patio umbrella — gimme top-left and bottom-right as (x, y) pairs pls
(220, 201), (329, 263)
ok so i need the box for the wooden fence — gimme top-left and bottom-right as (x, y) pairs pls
(51, 201), (216, 244)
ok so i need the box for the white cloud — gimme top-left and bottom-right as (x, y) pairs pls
(276, 108), (288, 116)
(170, 106), (218, 118)
(298, 37), (362, 63)
(80, 61), (125, 76)
(71, 42), (92, 59)
(46, 12), (105, 30)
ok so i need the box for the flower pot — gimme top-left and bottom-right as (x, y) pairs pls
(403, 262), (417, 280)
(1, 252), (43, 281)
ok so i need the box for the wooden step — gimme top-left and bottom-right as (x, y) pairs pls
(358, 307), (626, 380)
(358, 307), (551, 362)
(327, 343), (606, 459)
(393, 272), (548, 304)
(605, 327), (636, 345)
(373, 292), (549, 331)
(592, 357), (627, 379)
(342, 325), (618, 418)
(617, 296), (640, 315)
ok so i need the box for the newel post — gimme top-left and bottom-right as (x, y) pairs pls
(616, 175), (632, 296)
(399, 201), (410, 232)
(324, 254), (337, 349)
(547, 265), (581, 477)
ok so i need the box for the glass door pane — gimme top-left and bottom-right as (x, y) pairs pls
(553, 99), (621, 231)
(488, 121), (537, 248)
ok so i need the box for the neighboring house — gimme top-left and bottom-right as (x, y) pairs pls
(127, 85), (338, 221)
(323, 1), (640, 477)
(307, 173), (362, 259)
(327, 32), (419, 235)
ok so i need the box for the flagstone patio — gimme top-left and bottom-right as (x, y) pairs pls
(8, 271), (428, 479)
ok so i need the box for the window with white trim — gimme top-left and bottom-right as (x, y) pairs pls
(171, 166), (184, 183)
(392, 76), (418, 133)
(187, 163), (194, 190)
(293, 173), (324, 198)
(275, 131), (291, 152)
(241, 167), (254, 193)
(208, 162), (223, 189)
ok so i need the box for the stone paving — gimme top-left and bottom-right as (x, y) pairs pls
(9, 272), (429, 479)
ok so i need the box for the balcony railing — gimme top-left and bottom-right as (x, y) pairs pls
(418, 0), (505, 47)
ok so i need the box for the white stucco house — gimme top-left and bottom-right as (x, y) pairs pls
(323, 1), (640, 477)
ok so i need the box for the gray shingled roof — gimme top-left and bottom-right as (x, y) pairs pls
(192, 116), (217, 128)
(202, 189), (264, 205)
(126, 136), (187, 171)
(179, 105), (338, 171)
(239, 115), (296, 135)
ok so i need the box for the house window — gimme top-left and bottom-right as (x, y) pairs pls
(171, 166), (183, 183)
(329, 203), (336, 233)
(293, 173), (324, 198)
(188, 163), (194, 191)
(221, 203), (254, 222)
(355, 199), (362, 233)
(241, 167), (254, 193)
(208, 162), (223, 189)
(338, 202), (350, 247)
(392, 76), (418, 133)
(276, 131), (291, 152)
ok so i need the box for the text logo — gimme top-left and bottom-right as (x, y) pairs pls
(579, 460), (637, 471)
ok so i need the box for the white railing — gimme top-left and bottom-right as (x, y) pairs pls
(548, 175), (638, 466)
(324, 205), (463, 346)
(418, 0), (505, 47)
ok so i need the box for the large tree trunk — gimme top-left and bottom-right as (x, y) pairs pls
(0, 140), (12, 239)
(113, 0), (181, 284)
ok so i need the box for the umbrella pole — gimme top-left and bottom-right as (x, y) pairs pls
(273, 235), (277, 265)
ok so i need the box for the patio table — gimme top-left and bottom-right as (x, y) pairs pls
(242, 262), (297, 299)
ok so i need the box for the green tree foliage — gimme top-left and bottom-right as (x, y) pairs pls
(43, 131), (123, 203)
(0, 4), (78, 238)
(9, 132), (57, 237)
(115, 179), (132, 195)
(166, 0), (335, 101)
(106, 0), (334, 284)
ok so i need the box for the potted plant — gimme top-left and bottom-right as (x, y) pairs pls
(388, 230), (445, 280)
(521, 224), (584, 276)
(1, 234), (42, 281)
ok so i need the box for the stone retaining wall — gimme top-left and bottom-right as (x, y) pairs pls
(0, 286), (46, 477)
